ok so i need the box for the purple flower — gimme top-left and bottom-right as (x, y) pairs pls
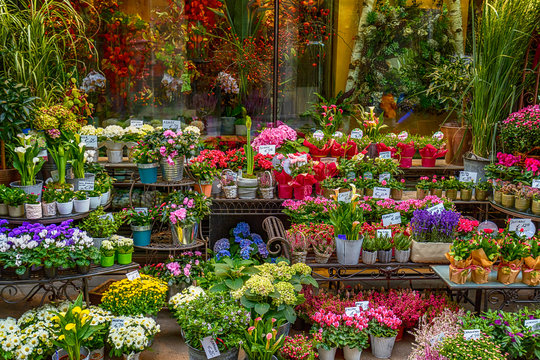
(213, 238), (230, 253)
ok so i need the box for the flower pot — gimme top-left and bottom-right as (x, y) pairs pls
(365, 188), (374, 197)
(370, 335), (396, 359)
(235, 124), (247, 136)
(494, 189), (502, 204)
(416, 189), (427, 200)
(291, 251), (307, 264)
(515, 197), (531, 212)
(317, 347), (337, 360)
(160, 157), (184, 182)
(74, 198), (90, 213)
(343, 346), (362, 360)
(501, 193), (515, 208)
(421, 156), (436, 167)
(410, 240), (450, 264)
(532, 200), (540, 216)
(67, 173), (96, 191)
(100, 255), (114, 267)
(42, 201), (57, 217)
(57, 200), (74, 215)
(205, 115), (219, 136)
(211, 177), (222, 195)
(89, 197), (100, 210)
(193, 183), (212, 197)
(362, 250), (377, 265)
(106, 149), (123, 163)
(137, 163), (159, 184)
(100, 190), (111, 205)
(237, 177), (258, 199)
(89, 348), (104, 360)
(314, 251), (331, 264)
(0, 203), (7, 216)
(52, 347), (90, 360)
(399, 156), (413, 168)
(132, 225), (152, 246)
(336, 236), (363, 265)
(220, 116), (236, 135)
(77, 264), (91, 275)
(171, 222), (198, 245)
(395, 249), (410, 263)
(441, 124), (471, 166)
(391, 189), (403, 200)
(44, 266), (58, 279)
(187, 344), (239, 360)
(260, 187), (274, 199)
(460, 189), (473, 201)
(223, 185), (238, 199)
(122, 352), (140, 360)
(293, 185), (313, 200)
(445, 189), (458, 200)
(278, 184), (293, 199)
(8, 204), (24, 218)
(431, 188), (443, 198)
(117, 252), (132, 265)
(378, 250), (392, 263)
(25, 203), (42, 219)
(463, 152), (491, 182)
(475, 189), (488, 201)
(10, 180), (44, 201)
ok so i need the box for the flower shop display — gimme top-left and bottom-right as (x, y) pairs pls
(6, 133), (45, 200)
(243, 317), (286, 360)
(124, 206), (159, 246)
(111, 235), (134, 264)
(131, 140), (160, 184)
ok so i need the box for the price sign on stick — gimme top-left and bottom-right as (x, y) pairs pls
(463, 329), (481, 341)
(377, 229), (392, 239)
(162, 119), (181, 130)
(337, 191), (352, 203)
(201, 337), (221, 359)
(524, 319), (540, 331)
(99, 213), (114, 221)
(379, 151), (392, 159)
(459, 171), (478, 184)
(78, 180), (94, 191)
(81, 135), (98, 148)
(532, 179), (540, 189)
(111, 318), (125, 329)
(379, 172), (391, 182)
(363, 172), (373, 180)
(134, 207), (148, 215)
(130, 120), (143, 128)
(382, 212), (401, 227)
(345, 307), (361, 316)
(427, 203), (444, 214)
(126, 270), (140, 281)
(373, 187), (390, 199)
(355, 301), (369, 311)
(351, 129), (363, 139)
(258, 145), (276, 155)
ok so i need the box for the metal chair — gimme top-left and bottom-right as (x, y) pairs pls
(262, 216), (291, 261)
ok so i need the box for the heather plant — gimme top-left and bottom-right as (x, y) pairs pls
(438, 334), (505, 360)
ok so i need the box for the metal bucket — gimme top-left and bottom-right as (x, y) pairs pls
(335, 237), (363, 265)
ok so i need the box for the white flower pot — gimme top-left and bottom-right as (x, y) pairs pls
(100, 190), (111, 205)
(25, 203), (42, 219)
(317, 347), (337, 360)
(370, 335), (396, 359)
(395, 249), (411, 263)
(74, 198), (90, 213)
(89, 196), (101, 209)
(57, 201), (74, 215)
(42, 202), (57, 217)
(106, 149), (123, 163)
(89, 347), (104, 360)
(343, 346), (362, 360)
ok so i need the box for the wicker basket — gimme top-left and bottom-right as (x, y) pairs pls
(291, 251), (307, 264)
(314, 250), (331, 264)
(221, 169), (238, 198)
(260, 187), (274, 199)
(223, 185), (238, 199)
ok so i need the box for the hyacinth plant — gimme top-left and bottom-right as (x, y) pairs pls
(213, 222), (269, 262)
(410, 209), (461, 243)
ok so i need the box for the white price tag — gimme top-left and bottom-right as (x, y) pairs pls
(110, 318), (125, 329)
(201, 336), (221, 359)
(509, 219), (535, 238)
(344, 307), (361, 317)
(532, 179), (540, 189)
(524, 319), (540, 331)
(459, 171), (478, 184)
(379, 151), (392, 159)
(81, 135), (98, 148)
(377, 229), (392, 239)
(258, 145), (276, 155)
(382, 212), (401, 227)
(99, 213), (114, 221)
(130, 120), (144, 128)
(320, 157), (337, 164)
(38, 149), (48, 159)
(78, 180), (95, 191)
(126, 270), (140, 281)
(355, 301), (369, 311)
(430, 332), (445, 346)
(332, 131), (344, 138)
(162, 119), (181, 130)
(373, 187), (390, 199)
(337, 191), (352, 203)
(427, 203), (445, 214)
(363, 172), (373, 180)
(350, 129), (363, 139)
(379, 172), (391, 182)
(134, 207), (148, 215)
(463, 329), (481, 340)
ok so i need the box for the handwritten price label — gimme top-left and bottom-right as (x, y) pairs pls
(427, 203), (445, 214)
(80, 135), (98, 148)
(110, 318), (125, 329)
(463, 329), (481, 341)
(162, 119), (181, 130)
(78, 180), (94, 191)
(201, 337), (221, 359)
(355, 301), (369, 311)
(99, 213), (114, 221)
(379, 151), (392, 159)
(532, 179), (540, 189)
(430, 332), (445, 346)
(350, 129), (363, 139)
(344, 307), (361, 317)
(377, 229), (392, 239)
(524, 319), (540, 331)
(337, 191), (352, 203)
(126, 270), (140, 281)
(509, 219), (535, 239)
(313, 130), (325, 140)
(134, 207), (148, 215)
(258, 145), (276, 155)
(459, 171), (478, 184)
(363, 172), (373, 180)
(130, 120), (144, 128)
(382, 212), (401, 227)
(379, 172), (391, 182)
(373, 187), (390, 199)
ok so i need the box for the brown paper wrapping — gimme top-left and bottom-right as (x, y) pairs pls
(445, 253), (472, 284)
(471, 249), (495, 284)
(497, 259), (523, 285)
(522, 256), (540, 286)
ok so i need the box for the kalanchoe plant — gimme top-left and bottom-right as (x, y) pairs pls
(4, 187), (27, 206)
(56, 189), (75, 203)
(41, 186), (57, 203)
(448, 238), (474, 262)
(24, 193), (39, 204)
(73, 190), (87, 201)
(131, 141), (160, 164)
(476, 180), (492, 191)
(471, 229), (501, 262)
(499, 231), (529, 262)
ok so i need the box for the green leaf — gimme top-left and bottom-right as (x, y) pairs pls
(283, 306), (296, 324)
(254, 303), (270, 315)
(224, 278), (244, 290)
(209, 283), (228, 293)
(240, 296), (256, 309)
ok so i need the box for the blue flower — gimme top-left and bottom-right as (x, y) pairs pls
(240, 246), (253, 260)
(233, 222), (251, 238)
(257, 243), (269, 258)
(216, 249), (231, 260)
(239, 239), (253, 248)
(251, 233), (263, 245)
(213, 238), (230, 253)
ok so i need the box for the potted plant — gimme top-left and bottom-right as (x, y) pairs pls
(34, 233), (71, 279)
(188, 160), (219, 196)
(514, 184), (533, 212)
(124, 207), (157, 246)
(447, 238), (474, 284)
(87, 189), (102, 210)
(51, 295), (103, 360)
(41, 185), (57, 217)
(416, 176), (431, 200)
(328, 187), (364, 265)
(361, 234), (377, 265)
(170, 291), (249, 360)
(279, 335), (319, 360)
(394, 230), (411, 263)
(417, 134), (447, 167)
(310, 310), (340, 360)
(238, 114), (258, 199)
(56, 189), (75, 215)
(131, 141), (159, 184)
(73, 191), (90, 213)
(79, 208), (125, 247)
(341, 311), (369, 360)
(475, 181), (491, 201)
(497, 231), (528, 285)
(0, 185), (8, 215)
(24, 193), (42, 219)
(388, 178), (405, 200)
(72, 235), (99, 274)
(523, 238), (540, 286)
(157, 127), (200, 181)
(5, 187), (26, 217)
(460, 180), (474, 201)
(532, 191), (540, 216)
(96, 173), (115, 206)
(470, 229), (500, 284)
(443, 176), (460, 200)
(112, 235), (134, 264)
(367, 306), (402, 359)
(375, 232), (393, 263)
(500, 183), (517, 209)
(100, 239), (115, 267)
(100, 125), (125, 163)
(107, 315), (160, 360)
(243, 317), (286, 360)
(67, 133), (95, 190)
(258, 171), (275, 199)
(309, 223), (335, 264)
(492, 180), (504, 204)
(7, 133), (45, 199)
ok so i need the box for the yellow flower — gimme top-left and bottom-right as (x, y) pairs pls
(72, 307), (82, 315)
(58, 335), (65, 341)
(52, 316), (60, 322)
(65, 323), (76, 331)
(81, 309), (90, 317)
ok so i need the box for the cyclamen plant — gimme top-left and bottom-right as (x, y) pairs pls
(367, 306), (402, 338)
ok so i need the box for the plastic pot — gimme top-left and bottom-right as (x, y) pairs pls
(335, 237), (363, 265)
(362, 250), (377, 265)
(138, 163), (158, 184)
(370, 335), (396, 359)
(132, 225), (152, 246)
(395, 249), (410, 263)
(317, 347), (337, 360)
(100, 255), (114, 267)
(57, 201), (74, 215)
(193, 183), (212, 197)
(117, 252), (132, 265)
(89, 197), (100, 210)
(100, 190), (111, 205)
(74, 198), (90, 213)
(8, 205), (24, 218)
(25, 203), (42, 219)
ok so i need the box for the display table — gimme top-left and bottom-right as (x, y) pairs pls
(489, 200), (540, 222)
(0, 263), (138, 305)
(431, 265), (540, 312)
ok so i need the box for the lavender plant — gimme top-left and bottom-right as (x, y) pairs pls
(410, 209), (461, 243)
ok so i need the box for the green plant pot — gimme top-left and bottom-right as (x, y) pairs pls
(475, 189), (488, 201)
(100, 255), (114, 267)
(445, 189), (458, 200)
(117, 252), (132, 265)
(460, 189), (473, 201)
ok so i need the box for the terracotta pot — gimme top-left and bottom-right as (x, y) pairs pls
(475, 189), (488, 201)
(416, 188), (427, 200)
(391, 189), (403, 200)
(445, 189), (458, 200)
(532, 200), (540, 216)
(514, 197), (531, 212)
(441, 124), (471, 166)
(494, 190), (502, 204)
(431, 188), (443, 198)
(460, 189), (473, 201)
(501, 193), (515, 208)
(193, 183), (212, 197)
